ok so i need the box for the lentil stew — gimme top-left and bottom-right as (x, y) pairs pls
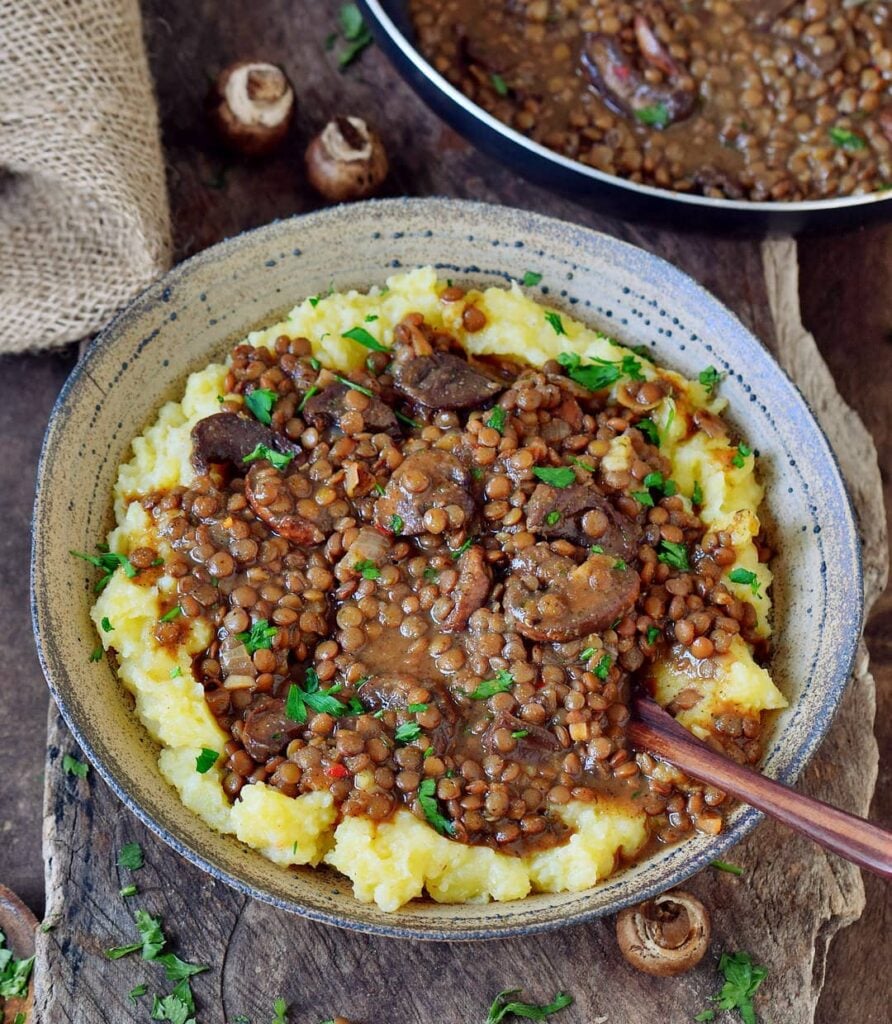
(128, 287), (773, 864)
(408, 0), (892, 201)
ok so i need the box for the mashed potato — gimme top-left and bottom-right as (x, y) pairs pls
(92, 267), (786, 911)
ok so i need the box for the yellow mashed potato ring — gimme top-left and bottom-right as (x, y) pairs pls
(95, 267), (786, 911)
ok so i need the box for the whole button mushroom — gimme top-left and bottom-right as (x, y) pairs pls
(616, 891), (711, 976)
(208, 61), (295, 156)
(305, 116), (388, 202)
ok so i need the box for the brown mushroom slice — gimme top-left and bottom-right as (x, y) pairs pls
(244, 463), (333, 545)
(581, 34), (695, 126)
(240, 696), (301, 762)
(441, 545), (492, 633)
(525, 483), (641, 559)
(191, 413), (299, 474)
(616, 891), (711, 976)
(302, 382), (399, 436)
(358, 675), (458, 755)
(373, 450), (475, 536)
(393, 351), (503, 409)
(504, 544), (640, 642)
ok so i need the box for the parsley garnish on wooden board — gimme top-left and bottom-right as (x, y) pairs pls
(117, 842), (144, 870)
(62, 753), (90, 778)
(332, 3), (374, 69)
(271, 997), (289, 1024)
(244, 387), (278, 425)
(695, 950), (767, 1023)
(486, 988), (573, 1024)
(0, 928), (35, 1001)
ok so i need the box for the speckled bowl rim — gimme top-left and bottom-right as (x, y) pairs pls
(31, 198), (863, 940)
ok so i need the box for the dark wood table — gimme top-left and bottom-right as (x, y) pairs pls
(2, 1), (890, 1020)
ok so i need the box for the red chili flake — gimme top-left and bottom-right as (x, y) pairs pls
(614, 64), (630, 80)
(326, 763), (349, 779)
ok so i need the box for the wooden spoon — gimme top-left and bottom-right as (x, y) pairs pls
(0, 883), (37, 1020)
(629, 696), (892, 880)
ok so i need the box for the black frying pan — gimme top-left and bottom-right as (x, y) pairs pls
(358, 0), (892, 234)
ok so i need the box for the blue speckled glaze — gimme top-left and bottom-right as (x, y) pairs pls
(31, 199), (862, 941)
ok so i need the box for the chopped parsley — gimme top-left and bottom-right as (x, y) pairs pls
(699, 366), (722, 393)
(151, 978), (197, 1023)
(532, 465), (576, 488)
(590, 544), (604, 554)
(244, 387), (278, 425)
(731, 442), (752, 469)
(418, 777), (456, 836)
(692, 480), (704, 506)
(335, 3), (373, 69)
(486, 405), (508, 434)
(298, 384), (319, 413)
(62, 754), (89, 778)
(557, 349), (644, 392)
(646, 626), (661, 645)
(594, 654), (612, 680)
(365, 314), (379, 322)
(580, 646), (596, 662)
(333, 373), (375, 399)
(729, 567), (762, 597)
(70, 547), (138, 592)
(631, 489), (654, 508)
(119, 884), (138, 897)
(195, 748), (219, 774)
(117, 842), (144, 869)
(0, 930), (35, 1002)
(469, 669), (515, 700)
(128, 983), (148, 1002)
(342, 325), (388, 351)
(243, 443), (295, 471)
(485, 988), (573, 1024)
(490, 72), (509, 96)
(544, 311), (566, 336)
(388, 513), (404, 536)
(285, 671), (363, 723)
(695, 950), (767, 1024)
(423, 566), (440, 583)
(613, 559), (627, 571)
(545, 510), (562, 526)
(634, 102), (669, 129)
(101, 616), (114, 632)
(89, 644), (103, 662)
(829, 126), (866, 151)
(159, 605), (182, 623)
(568, 456), (595, 472)
(272, 997), (288, 1024)
(633, 471), (677, 506)
(407, 702), (429, 713)
(711, 859), (744, 876)
(636, 417), (660, 446)
(511, 729), (529, 739)
(354, 559), (381, 580)
(236, 619), (278, 653)
(521, 270), (542, 287)
(169, 666), (183, 679)
(451, 536), (475, 559)
(657, 539), (690, 571)
(373, 482), (386, 496)
(394, 721), (422, 744)
(471, 466), (485, 481)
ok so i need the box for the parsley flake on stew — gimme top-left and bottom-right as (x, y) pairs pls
(532, 465), (576, 488)
(244, 387), (278, 424)
(342, 325), (388, 351)
(236, 619), (278, 653)
(243, 443), (295, 471)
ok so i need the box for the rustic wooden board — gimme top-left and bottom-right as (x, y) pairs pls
(30, 2), (886, 1021)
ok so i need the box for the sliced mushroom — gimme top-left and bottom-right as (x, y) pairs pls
(208, 61), (295, 156)
(441, 545), (492, 632)
(393, 351), (503, 409)
(373, 450), (475, 536)
(240, 696), (301, 762)
(616, 891), (711, 976)
(191, 413), (299, 474)
(581, 33), (695, 126)
(244, 463), (332, 545)
(302, 382), (399, 436)
(525, 483), (641, 559)
(305, 116), (388, 202)
(504, 544), (640, 642)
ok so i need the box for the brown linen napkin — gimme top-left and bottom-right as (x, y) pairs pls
(0, 0), (171, 352)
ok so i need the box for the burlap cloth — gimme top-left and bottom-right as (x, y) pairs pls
(0, 0), (170, 353)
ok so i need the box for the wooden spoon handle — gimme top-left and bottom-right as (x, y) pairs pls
(630, 697), (892, 880)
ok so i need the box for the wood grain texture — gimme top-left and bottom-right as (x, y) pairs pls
(22, 0), (890, 1021)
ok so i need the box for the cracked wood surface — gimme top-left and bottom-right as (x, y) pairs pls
(14, 1), (891, 1021)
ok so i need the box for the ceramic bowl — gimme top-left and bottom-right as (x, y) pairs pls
(31, 198), (862, 940)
